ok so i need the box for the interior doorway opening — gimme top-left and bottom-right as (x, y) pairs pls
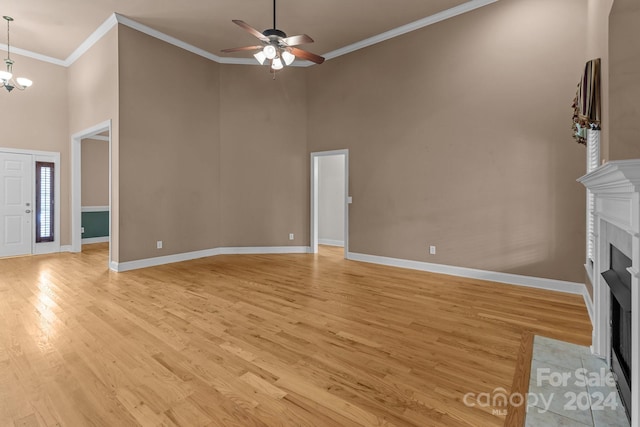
(310, 150), (349, 258)
(71, 120), (112, 267)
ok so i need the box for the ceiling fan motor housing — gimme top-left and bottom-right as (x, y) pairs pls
(263, 28), (287, 39)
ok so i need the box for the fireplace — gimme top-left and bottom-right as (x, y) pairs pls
(603, 244), (632, 419)
(578, 159), (640, 426)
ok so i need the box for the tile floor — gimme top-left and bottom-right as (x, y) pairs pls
(525, 336), (629, 427)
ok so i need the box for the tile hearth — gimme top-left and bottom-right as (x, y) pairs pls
(525, 336), (629, 427)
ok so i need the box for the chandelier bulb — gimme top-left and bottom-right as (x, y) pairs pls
(271, 57), (284, 70)
(263, 45), (277, 60)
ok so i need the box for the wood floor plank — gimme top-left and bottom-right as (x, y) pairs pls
(0, 244), (591, 426)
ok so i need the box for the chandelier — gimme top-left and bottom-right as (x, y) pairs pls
(1, 16), (32, 92)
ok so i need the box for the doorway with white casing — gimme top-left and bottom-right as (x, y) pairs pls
(310, 150), (350, 257)
(71, 120), (112, 268)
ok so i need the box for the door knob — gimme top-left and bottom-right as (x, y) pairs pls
(25, 209), (31, 213)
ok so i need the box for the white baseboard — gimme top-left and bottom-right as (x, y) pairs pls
(60, 245), (72, 253)
(218, 246), (310, 255)
(82, 236), (109, 244)
(318, 239), (345, 247)
(346, 251), (587, 296)
(111, 246), (311, 272)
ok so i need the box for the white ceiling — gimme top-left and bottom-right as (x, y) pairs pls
(1, 0), (495, 65)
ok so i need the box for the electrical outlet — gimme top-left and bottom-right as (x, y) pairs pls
(429, 245), (436, 255)
(157, 240), (163, 249)
(81, 227), (85, 234)
(289, 233), (294, 240)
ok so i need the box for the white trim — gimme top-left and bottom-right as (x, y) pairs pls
(1, 1), (497, 69)
(583, 287), (594, 329)
(218, 246), (310, 255)
(579, 159), (640, 427)
(346, 251), (587, 295)
(60, 245), (72, 252)
(583, 262), (595, 328)
(82, 206), (110, 213)
(318, 239), (344, 247)
(114, 14), (226, 64)
(216, 57), (264, 66)
(321, 0), (499, 62)
(110, 246), (311, 272)
(65, 14), (119, 66)
(0, 44), (67, 67)
(82, 236), (110, 244)
(310, 150), (349, 258)
(0, 147), (61, 157)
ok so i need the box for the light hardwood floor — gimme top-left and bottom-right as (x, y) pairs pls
(0, 244), (591, 426)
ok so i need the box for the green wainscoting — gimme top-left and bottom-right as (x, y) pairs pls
(82, 211), (109, 238)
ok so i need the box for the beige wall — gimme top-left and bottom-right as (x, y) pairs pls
(81, 138), (109, 207)
(0, 54), (70, 244)
(2, 2), (602, 284)
(68, 26), (119, 258)
(117, 25), (221, 262)
(219, 65), (308, 247)
(609, 0), (640, 160)
(587, 0), (614, 163)
(307, 0), (588, 283)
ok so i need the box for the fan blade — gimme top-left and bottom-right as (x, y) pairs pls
(221, 45), (263, 53)
(290, 47), (325, 64)
(282, 34), (314, 46)
(232, 20), (269, 41)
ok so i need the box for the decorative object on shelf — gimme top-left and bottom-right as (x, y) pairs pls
(221, 0), (324, 76)
(1, 16), (32, 92)
(572, 58), (601, 144)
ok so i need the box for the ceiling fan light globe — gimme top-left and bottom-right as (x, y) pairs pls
(263, 45), (277, 60)
(282, 51), (295, 66)
(16, 77), (32, 88)
(271, 57), (284, 70)
(0, 70), (12, 81)
(253, 51), (267, 65)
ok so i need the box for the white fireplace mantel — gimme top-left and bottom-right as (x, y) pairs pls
(578, 159), (640, 426)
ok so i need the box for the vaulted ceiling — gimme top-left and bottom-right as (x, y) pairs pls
(3, 0), (484, 63)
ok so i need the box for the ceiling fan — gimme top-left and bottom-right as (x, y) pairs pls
(221, 0), (325, 73)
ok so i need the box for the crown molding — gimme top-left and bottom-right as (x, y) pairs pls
(65, 13), (119, 66)
(0, 43), (67, 66)
(0, 0), (498, 68)
(114, 13), (225, 63)
(322, 0), (499, 62)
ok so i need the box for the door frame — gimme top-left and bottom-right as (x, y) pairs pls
(71, 120), (112, 266)
(0, 147), (61, 255)
(310, 149), (350, 258)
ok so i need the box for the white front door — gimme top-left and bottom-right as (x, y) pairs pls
(0, 152), (33, 257)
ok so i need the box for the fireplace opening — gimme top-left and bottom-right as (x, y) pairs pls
(602, 244), (632, 421)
